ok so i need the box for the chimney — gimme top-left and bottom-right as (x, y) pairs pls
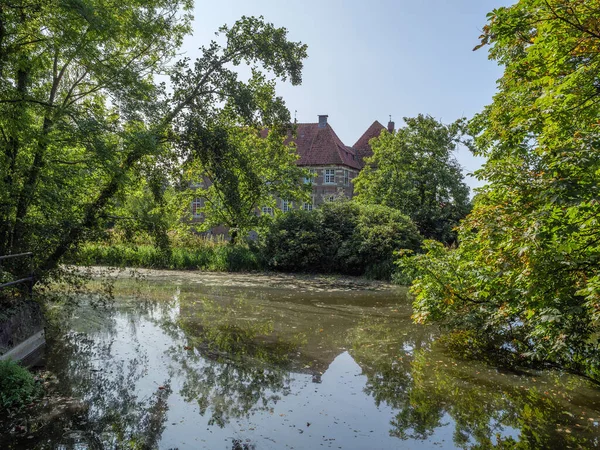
(387, 116), (395, 133)
(318, 115), (328, 128)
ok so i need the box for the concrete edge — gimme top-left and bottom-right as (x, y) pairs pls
(0, 329), (45, 363)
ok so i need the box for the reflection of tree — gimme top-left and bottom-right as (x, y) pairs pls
(350, 315), (600, 450)
(396, 353), (600, 449)
(168, 295), (303, 427)
(23, 278), (600, 450)
(11, 310), (174, 449)
(348, 315), (442, 441)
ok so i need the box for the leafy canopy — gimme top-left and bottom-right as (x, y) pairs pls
(263, 200), (422, 279)
(180, 115), (310, 243)
(400, 0), (600, 381)
(353, 115), (471, 244)
(0, 0), (307, 280)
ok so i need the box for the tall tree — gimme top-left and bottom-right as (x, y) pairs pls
(180, 112), (311, 244)
(353, 115), (470, 244)
(0, 1), (307, 279)
(401, 1), (600, 381)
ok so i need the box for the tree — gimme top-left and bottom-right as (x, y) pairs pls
(262, 200), (422, 279)
(179, 113), (310, 244)
(0, 0), (307, 280)
(353, 115), (471, 244)
(400, 1), (600, 382)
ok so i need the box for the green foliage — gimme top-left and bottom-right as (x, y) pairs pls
(0, 360), (41, 413)
(354, 115), (471, 244)
(72, 241), (263, 272)
(261, 208), (323, 272)
(0, 1), (307, 282)
(262, 200), (422, 279)
(401, 1), (600, 381)
(180, 122), (310, 244)
(110, 181), (184, 259)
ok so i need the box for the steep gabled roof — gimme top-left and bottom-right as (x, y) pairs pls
(352, 120), (386, 165)
(291, 123), (362, 170)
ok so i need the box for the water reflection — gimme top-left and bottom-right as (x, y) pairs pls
(2, 274), (600, 449)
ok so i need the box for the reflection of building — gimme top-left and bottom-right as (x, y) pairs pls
(191, 115), (394, 235)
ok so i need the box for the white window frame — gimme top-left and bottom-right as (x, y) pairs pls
(191, 198), (203, 218)
(324, 168), (335, 184)
(303, 199), (313, 211)
(261, 206), (274, 216)
(344, 170), (349, 186)
(282, 200), (290, 212)
(304, 169), (316, 184)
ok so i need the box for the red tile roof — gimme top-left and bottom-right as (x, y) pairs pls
(289, 123), (362, 170)
(352, 120), (386, 165)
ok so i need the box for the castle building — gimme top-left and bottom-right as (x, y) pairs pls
(273, 114), (393, 211)
(192, 115), (394, 227)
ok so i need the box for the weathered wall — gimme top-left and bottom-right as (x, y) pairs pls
(0, 300), (44, 356)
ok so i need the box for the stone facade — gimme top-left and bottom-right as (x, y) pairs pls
(191, 115), (392, 235)
(301, 165), (358, 207)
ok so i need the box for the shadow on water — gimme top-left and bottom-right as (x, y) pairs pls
(2, 272), (600, 449)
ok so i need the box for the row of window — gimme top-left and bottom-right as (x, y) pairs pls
(193, 194), (342, 219)
(262, 200), (314, 216)
(304, 168), (351, 186)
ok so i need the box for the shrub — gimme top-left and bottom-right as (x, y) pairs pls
(261, 210), (323, 272)
(262, 200), (422, 279)
(0, 360), (41, 413)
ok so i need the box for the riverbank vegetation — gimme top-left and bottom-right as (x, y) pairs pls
(70, 234), (262, 272)
(399, 1), (600, 382)
(263, 201), (421, 280)
(0, 2), (307, 282)
(69, 201), (422, 280)
(0, 360), (42, 414)
(2, 0), (600, 400)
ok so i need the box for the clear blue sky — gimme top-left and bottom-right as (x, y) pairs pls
(181, 0), (514, 190)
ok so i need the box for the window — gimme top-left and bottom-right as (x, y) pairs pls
(326, 195), (335, 202)
(191, 198), (203, 218)
(261, 206), (274, 216)
(282, 200), (290, 212)
(344, 170), (349, 186)
(303, 200), (313, 211)
(304, 169), (316, 184)
(324, 168), (335, 184)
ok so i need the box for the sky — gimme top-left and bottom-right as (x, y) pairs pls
(181, 0), (514, 190)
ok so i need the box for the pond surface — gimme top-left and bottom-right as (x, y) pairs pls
(4, 270), (600, 449)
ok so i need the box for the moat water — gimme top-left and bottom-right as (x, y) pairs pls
(3, 270), (600, 449)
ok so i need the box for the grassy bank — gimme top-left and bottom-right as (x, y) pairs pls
(70, 242), (263, 272)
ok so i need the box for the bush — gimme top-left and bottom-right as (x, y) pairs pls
(262, 200), (422, 279)
(260, 210), (323, 272)
(0, 360), (41, 413)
